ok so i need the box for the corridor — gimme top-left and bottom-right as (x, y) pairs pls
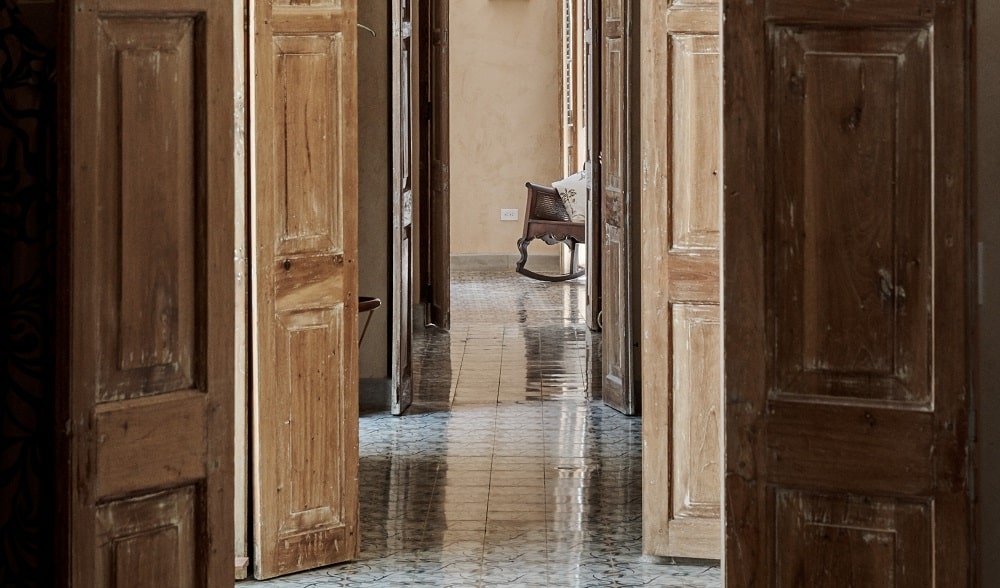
(244, 271), (722, 587)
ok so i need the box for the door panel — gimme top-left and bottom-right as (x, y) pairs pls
(251, 0), (359, 579)
(392, 0), (414, 414)
(66, 0), (234, 584)
(723, 0), (971, 584)
(600, 0), (636, 415)
(640, 0), (721, 559)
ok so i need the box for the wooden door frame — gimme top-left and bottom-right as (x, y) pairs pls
(416, 0), (450, 329)
(415, 0), (607, 331)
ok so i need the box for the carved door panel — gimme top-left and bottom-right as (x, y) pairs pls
(251, 0), (360, 579)
(640, 0), (721, 559)
(601, 0), (636, 415)
(392, 0), (414, 415)
(65, 0), (235, 584)
(724, 0), (972, 584)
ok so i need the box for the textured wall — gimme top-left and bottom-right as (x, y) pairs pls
(449, 0), (563, 256)
(357, 1), (390, 379)
(0, 1), (55, 585)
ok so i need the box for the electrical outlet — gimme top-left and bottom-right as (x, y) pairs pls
(500, 208), (519, 221)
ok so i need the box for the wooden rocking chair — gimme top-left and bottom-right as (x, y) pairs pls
(515, 182), (586, 282)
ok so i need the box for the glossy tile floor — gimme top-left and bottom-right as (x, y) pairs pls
(243, 271), (721, 587)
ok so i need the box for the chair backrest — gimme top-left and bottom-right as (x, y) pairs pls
(525, 182), (571, 222)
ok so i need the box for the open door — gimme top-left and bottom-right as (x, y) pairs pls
(418, 0), (450, 329)
(391, 0), (414, 415)
(585, 0), (602, 332)
(63, 0), (235, 583)
(250, 0), (360, 579)
(600, 0), (637, 415)
(724, 0), (973, 584)
(640, 0), (721, 559)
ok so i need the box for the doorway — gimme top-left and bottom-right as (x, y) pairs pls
(440, 1), (586, 287)
(242, 271), (722, 586)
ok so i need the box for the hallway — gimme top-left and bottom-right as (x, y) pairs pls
(244, 271), (722, 587)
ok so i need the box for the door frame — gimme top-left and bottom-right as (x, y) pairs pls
(415, 0), (608, 333)
(416, 0), (451, 329)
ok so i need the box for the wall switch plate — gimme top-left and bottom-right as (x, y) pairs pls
(500, 208), (518, 221)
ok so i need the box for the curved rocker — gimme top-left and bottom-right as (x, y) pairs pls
(514, 182), (586, 282)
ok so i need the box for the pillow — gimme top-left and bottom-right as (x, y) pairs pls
(551, 167), (590, 223)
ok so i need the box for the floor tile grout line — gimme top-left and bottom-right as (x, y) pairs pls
(481, 321), (505, 567)
(244, 272), (721, 587)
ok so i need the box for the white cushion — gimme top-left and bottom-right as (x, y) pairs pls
(551, 167), (590, 223)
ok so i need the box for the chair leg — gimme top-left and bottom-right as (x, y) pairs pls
(516, 238), (586, 282)
(515, 236), (532, 273)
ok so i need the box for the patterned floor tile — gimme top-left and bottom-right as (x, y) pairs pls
(239, 271), (720, 587)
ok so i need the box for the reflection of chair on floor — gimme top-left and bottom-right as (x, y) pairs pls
(515, 182), (585, 282)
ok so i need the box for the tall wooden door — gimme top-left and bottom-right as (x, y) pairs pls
(724, 0), (972, 584)
(250, 0), (360, 579)
(421, 0), (450, 329)
(392, 0), (414, 415)
(600, 0), (636, 415)
(640, 0), (721, 559)
(585, 0), (602, 332)
(64, 0), (235, 584)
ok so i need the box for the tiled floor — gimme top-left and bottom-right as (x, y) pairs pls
(242, 271), (721, 587)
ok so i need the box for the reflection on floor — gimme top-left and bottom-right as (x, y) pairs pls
(242, 271), (722, 587)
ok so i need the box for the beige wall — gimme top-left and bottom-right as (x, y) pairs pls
(358, 0), (390, 380)
(449, 0), (563, 257)
(978, 0), (1000, 581)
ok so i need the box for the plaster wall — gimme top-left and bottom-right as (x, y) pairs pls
(449, 0), (563, 257)
(357, 0), (391, 380)
(977, 0), (1000, 582)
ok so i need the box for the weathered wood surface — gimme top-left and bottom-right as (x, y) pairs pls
(723, 0), (972, 584)
(601, 0), (636, 416)
(66, 0), (235, 584)
(251, 0), (360, 579)
(641, 0), (722, 560)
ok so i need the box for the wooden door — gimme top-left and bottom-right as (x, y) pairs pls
(640, 0), (721, 559)
(392, 0), (414, 415)
(585, 0), (602, 332)
(64, 0), (235, 584)
(421, 0), (450, 329)
(724, 0), (972, 584)
(600, 0), (636, 415)
(250, 0), (360, 579)
(234, 0), (251, 578)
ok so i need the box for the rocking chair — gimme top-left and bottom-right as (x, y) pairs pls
(515, 182), (586, 282)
